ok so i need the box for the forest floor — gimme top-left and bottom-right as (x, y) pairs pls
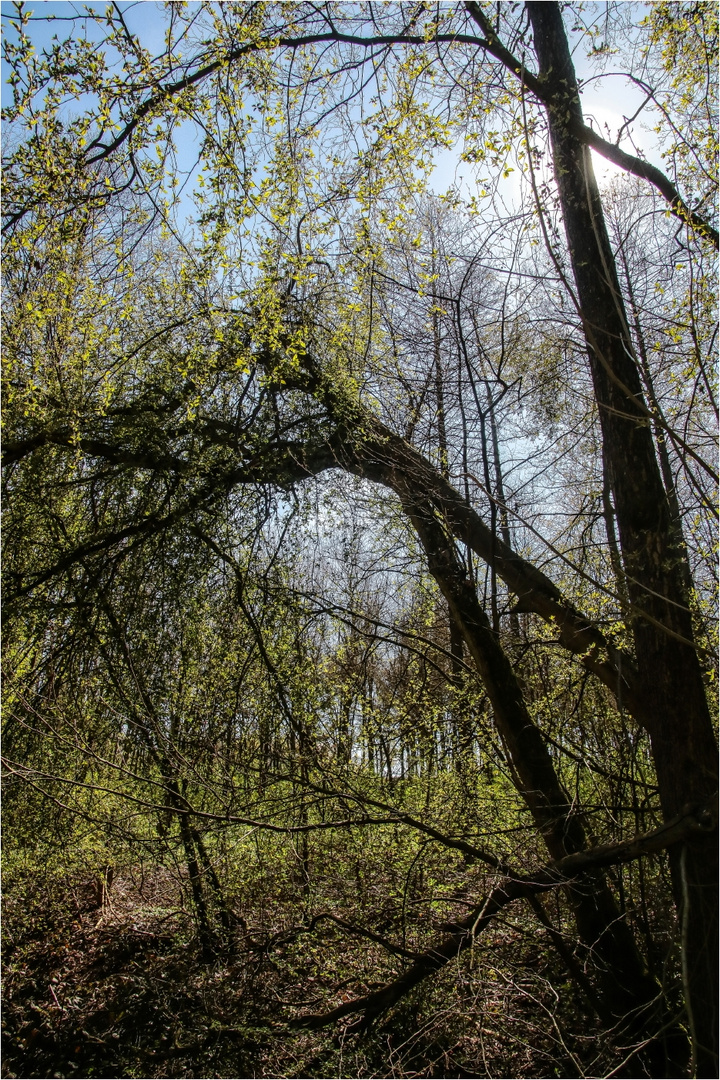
(1, 864), (598, 1079)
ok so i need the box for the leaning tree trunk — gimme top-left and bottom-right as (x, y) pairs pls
(393, 481), (686, 1074)
(294, 356), (696, 1068)
(327, 392), (683, 1063)
(526, 4), (718, 1074)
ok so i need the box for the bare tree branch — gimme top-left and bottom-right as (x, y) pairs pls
(293, 793), (718, 1029)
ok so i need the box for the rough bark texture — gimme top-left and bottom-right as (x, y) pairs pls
(526, 4), (718, 1074)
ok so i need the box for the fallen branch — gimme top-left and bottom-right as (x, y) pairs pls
(292, 794), (717, 1029)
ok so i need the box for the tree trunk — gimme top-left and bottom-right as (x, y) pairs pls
(526, 5), (718, 1073)
(392, 478), (674, 1066)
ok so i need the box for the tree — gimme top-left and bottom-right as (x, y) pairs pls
(3, 3), (717, 1076)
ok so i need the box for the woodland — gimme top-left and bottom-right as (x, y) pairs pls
(1, 2), (718, 1078)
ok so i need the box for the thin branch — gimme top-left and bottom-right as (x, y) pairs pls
(292, 793), (717, 1029)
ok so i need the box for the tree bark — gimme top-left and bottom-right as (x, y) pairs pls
(526, 5), (718, 1073)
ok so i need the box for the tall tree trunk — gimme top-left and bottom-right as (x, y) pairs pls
(487, 388), (520, 638)
(526, 5), (718, 1073)
(617, 239), (696, 603)
(166, 778), (215, 957)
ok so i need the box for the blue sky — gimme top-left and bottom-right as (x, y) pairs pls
(2, 2), (665, 219)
